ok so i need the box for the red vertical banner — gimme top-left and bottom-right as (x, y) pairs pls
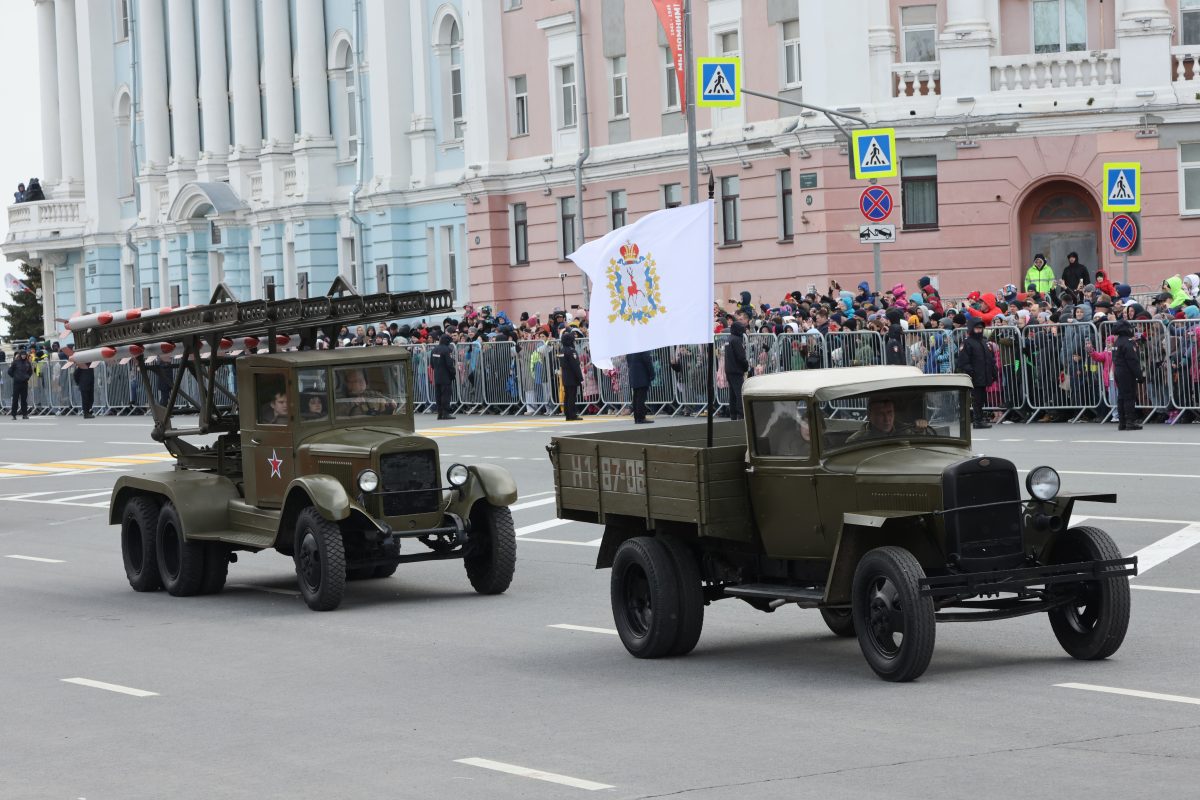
(650, 0), (687, 112)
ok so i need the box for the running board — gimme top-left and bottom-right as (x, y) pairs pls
(723, 583), (825, 607)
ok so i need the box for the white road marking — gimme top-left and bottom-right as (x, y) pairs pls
(454, 758), (614, 791)
(519, 490), (556, 499)
(47, 514), (103, 527)
(1075, 439), (1200, 447)
(61, 678), (158, 698)
(7, 438), (85, 443)
(510, 497), (557, 512)
(5, 555), (65, 563)
(1129, 524), (1200, 573)
(1131, 585), (1200, 595)
(520, 538), (599, 547)
(515, 519), (571, 536)
(549, 624), (619, 635)
(1078, 514), (1198, 526)
(104, 441), (156, 445)
(1056, 683), (1200, 707)
(54, 491), (112, 503)
(1035, 439), (1061, 443)
(227, 583), (301, 597)
(3, 492), (59, 501)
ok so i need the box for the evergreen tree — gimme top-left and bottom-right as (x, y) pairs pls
(2, 262), (43, 341)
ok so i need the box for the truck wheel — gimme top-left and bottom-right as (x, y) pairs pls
(121, 496), (162, 592)
(852, 547), (936, 682)
(1047, 526), (1131, 661)
(658, 535), (704, 656)
(465, 503), (516, 595)
(200, 544), (230, 595)
(820, 608), (857, 638)
(293, 508), (346, 611)
(610, 537), (682, 659)
(155, 502), (206, 597)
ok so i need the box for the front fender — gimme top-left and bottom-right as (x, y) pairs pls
(283, 474), (354, 522)
(447, 463), (518, 518)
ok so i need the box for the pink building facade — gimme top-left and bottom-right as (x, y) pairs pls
(465, 0), (1200, 315)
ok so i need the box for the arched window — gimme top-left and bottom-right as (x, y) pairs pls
(330, 37), (358, 160)
(449, 21), (463, 139)
(435, 12), (465, 142)
(115, 91), (134, 198)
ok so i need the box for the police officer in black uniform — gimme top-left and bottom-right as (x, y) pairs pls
(432, 334), (456, 420)
(723, 321), (749, 421)
(956, 318), (997, 429)
(74, 362), (96, 418)
(626, 350), (655, 424)
(1112, 320), (1144, 431)
(559, 330), (584, 421)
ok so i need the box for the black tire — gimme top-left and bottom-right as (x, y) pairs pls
(465, 504), (517, 594)
(121, 496), (162, 592)
(293, 508), (347, 611)
(851, 546), (936, 682)
(373, 563), (399, 579)
(200, 543), (230, 595)
(1047, 526), (1131, 661)
(820, 607), (857, 638)
(155, 502), (206, 597)
(610, 537), (682, 659)
(658, 535), (704, 656)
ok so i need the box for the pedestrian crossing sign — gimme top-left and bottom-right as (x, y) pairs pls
(1102, 162), (1141, 212)
(851, 128), (897, 179)
(696, 57), (741, 108)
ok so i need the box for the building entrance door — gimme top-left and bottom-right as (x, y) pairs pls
(1019, 180), (1102, 285)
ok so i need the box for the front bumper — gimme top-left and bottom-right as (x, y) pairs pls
(920, 556), (1138, 601)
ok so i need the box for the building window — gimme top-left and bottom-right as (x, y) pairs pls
(610, 56), (628, 119)
(1180, 143), (1200, 213)
(116, 92), (134, 198)
(443, 226), (458, 297)
(901, 156), (939, 230)
(778, 169), (794, 241)
(557, 63), (578, 129)
(560, 197), (577, 258)
(334, 40), (358, 159)
(610, 190), (627, 230)
(1183, 0), (1200, 45)
(117, 0), (130, 40)
(720, 176), (741, 244)
(719, 30), (740, 57)
(663, 183), (682, 209)
(782, 19), (802, 88)
(1033, 0), (1086, 54)
(511, 75), (529, 136)
(900, 6), (937, 62)
(505, 0), (522, 9)
(511, 203), (529, 265)
(449, 22), (465, 139)
(663, 47), (679, 110)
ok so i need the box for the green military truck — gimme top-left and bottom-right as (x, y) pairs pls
(549, 366), (1136, 681)
(75, 281), (517, 611)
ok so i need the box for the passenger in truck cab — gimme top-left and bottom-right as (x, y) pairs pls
(260, 390), (289, 425)
(846, 396), (933, 442)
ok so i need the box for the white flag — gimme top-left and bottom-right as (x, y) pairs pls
(568, 201), (714, 370)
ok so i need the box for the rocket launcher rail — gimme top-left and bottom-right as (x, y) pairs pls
(74, 278), (453, 351)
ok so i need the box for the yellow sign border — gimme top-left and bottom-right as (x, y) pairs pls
(695, 57), (741, 109)
(1102, 162), (1141, 213)
(851, 128), (898, 180)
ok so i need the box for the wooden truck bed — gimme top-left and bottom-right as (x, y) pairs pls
(548, 421), (754, 541)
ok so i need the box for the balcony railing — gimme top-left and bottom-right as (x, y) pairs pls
(250, 172), (263, 202)
(991, 49), (1120, 92)
(892, 62), (941, 97)
(1172, 45), (1200, 82)
(5, 198), (85, 242)
(282, 167), (298, 197)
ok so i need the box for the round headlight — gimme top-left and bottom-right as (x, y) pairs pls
(447, 463), (470, 487)
(357, 469), (380, 493)
(1026, 466), (1060, 501)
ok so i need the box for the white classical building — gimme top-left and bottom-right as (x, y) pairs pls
(5, 0), (500, 336)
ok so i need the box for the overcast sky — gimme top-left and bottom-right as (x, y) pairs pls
(0, 1), (43, 336)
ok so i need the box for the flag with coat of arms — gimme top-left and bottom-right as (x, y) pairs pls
(568, 200), (715, 370)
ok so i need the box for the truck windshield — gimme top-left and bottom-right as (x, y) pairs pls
(333, 364), (407, 419)
(819, 388), (965, 452)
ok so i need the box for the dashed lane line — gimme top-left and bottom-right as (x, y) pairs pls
(1131, 585), (1200, 596)
(515, 519), (571, 536)
(549, 624), (619, 635)
(6, 438), (84, 443)
(454, 758), (614, 792)
(521, 538), (599, 547)
(510, 497), (557, 512)
(1056, 683), (1200, 707)
(1129, 524), (1200, 573)
(5, 555), (65, 563)
(61, 678), (158, 698)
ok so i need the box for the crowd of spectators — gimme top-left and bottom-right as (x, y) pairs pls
(12, 178), (45, 203)
(313, 303), (592, 349)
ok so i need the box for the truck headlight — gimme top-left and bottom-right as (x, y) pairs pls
(357, 469), (380, 493)
(447, 463), (470, 487)
(1026, 466), (1060, 501)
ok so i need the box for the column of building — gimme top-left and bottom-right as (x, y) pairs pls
(1117, 0), (1174, 97)
(34, 0), (61, 189)
(461, 0), (507, 173)
(196, 0), (230, 181)
(54, 0), (84, 195)
(260, 0), (295, 206)
(937, 0), (994, 107)
(294, 0), (336, 203)
(137, 0), (171, 232)
(408, 1), (436, 188)
(227, 0), (262, 201)
(866, 0), (897, 106)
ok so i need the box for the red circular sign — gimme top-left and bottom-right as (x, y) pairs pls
(1109, 214), (1137, 254)
(859, 186), (893, 222)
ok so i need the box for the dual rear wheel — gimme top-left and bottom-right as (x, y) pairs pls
(610, 535), (704, 658)
(120, 497), (228, 596)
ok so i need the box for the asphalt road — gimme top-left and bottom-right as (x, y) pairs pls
(1, 412), (1198, 799)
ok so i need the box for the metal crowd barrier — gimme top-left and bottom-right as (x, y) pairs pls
(1169, 320), (1200, 415)
(1097, 320), (1173, 426)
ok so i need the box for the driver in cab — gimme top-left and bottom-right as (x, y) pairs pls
(846, 396), (933, 443)
(338, 369), (397, 417)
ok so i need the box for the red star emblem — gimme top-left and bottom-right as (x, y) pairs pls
(267, 449), (283, 478)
